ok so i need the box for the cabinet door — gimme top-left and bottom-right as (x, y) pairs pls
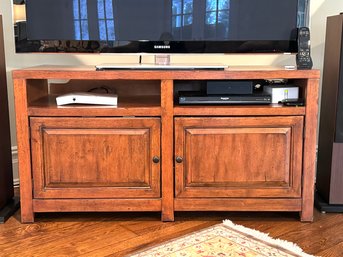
(30, 117), (160, 199)
(175, 117), (303, 198)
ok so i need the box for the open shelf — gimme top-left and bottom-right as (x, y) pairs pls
(28, 95), (162, 116)
(174, 103), (305, 116)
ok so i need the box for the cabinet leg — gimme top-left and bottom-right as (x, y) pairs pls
(21, 212), (34, 223)
(300, 210), (313, 222)
(19, 193), (34, 223)
(20, 202), (34, 223)
(161, 210), (174, 222)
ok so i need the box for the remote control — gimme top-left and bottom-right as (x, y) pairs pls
(296, 27), (313, 70)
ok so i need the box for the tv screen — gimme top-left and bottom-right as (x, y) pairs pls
(17, 0), (309, 53)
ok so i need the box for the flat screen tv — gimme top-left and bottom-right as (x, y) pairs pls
(16, 0), (310, 53)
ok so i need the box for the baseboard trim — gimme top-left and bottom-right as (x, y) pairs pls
(13, 178), (19, 187)
(12, 146), (19, 186)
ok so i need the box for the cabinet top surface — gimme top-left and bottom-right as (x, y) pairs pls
(12, 65), (320, 80)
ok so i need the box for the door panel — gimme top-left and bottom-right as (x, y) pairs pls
(30, 117), (160, 199)
(175, 117), (303, 198)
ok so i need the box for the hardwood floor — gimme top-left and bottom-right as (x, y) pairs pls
(1, 204), (343, 257)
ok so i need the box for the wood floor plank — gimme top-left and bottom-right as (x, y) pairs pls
(317, 241), (343, 257)
(0, 219), (137, 256)
(275, 215), (343, 254)
(229, 212), (343, 256)
(79, 221), (218, 257)
(0, 207), (342, 257)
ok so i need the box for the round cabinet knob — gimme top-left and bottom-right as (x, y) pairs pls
(152, 156), (160, 163)
(175, 156), (183, 163)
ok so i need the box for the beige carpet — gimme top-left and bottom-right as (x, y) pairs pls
(130, 219), (315, 257)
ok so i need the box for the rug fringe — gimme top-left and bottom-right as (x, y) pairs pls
(222, 219), (316, 257)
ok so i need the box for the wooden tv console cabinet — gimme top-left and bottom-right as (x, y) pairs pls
(13, 65), (319, 223)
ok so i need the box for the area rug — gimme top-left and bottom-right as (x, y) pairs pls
(129, 219), (315, 257)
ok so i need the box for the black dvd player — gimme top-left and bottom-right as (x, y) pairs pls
(178, 91), (271, 105)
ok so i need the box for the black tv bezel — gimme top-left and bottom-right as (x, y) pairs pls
(15, 0), (307, 54)
(15, 38), (298, 54)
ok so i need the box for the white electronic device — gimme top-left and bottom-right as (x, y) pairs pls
(263, 85), (299, 103)
(56, 92), (118, 106)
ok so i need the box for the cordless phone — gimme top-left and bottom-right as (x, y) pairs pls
(296, 27), (313, 70)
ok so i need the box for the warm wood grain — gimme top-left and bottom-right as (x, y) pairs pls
(161, 79), (174, 221)
(0, 204), (341, 257)
(33, 199), (161, 212)
(30, 117), (161, 199)
(301, 78), (319, 222)
(13, 79), (34, 223)
(12, 65), (320, 80)
(174, 104), (305, 116)
(49, 79), (161, 96)
(13, 66), (319, 222)
(175, 117), (303, 198)
(28, 95), (162, 116)
(26, 79), (48, 104)
(174, 198), (302, 211)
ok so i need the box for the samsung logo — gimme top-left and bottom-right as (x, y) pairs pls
(154, 45), (170, 49)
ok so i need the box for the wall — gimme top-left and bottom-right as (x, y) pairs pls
(0, 0), (342, 182)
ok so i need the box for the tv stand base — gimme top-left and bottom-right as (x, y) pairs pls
(12, 66), (319, 223)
